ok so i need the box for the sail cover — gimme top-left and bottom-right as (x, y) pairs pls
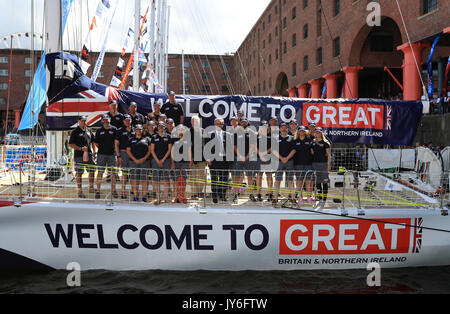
(45, 52), (423, 146)
(18, 0), (75, 131)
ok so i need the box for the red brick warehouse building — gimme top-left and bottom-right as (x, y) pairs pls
(166, 53), (234, 95)
(233, 0), (450, 100)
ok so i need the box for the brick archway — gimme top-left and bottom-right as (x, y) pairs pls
(347, 17), (405, 99)
(275, 72), (289, 97)
(348, 16), (404, 67)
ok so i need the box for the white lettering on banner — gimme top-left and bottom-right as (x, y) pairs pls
(303, 103), (385, 129)
(339, 107), (352, 125)
(267, 104), (281, 119)
(280, 219), (412, 255)
(55, 60), (75, 80)
(238, 103), (247, 117)
(312, 225), (335, 251)
(367, 107), (381, 125)
(285, 224), (308, 251)
(213, 100), (230, 120)
(354, 107), (369, 125)
(323, 106), (337, 125)
(230, 102), (238, 118)
(142, 98), (388, 133)
(280, 105), (296, 122)
(360, 224), (385, 251)
(247, 103), (261, 122)
(384, 224), (406, 250)
(338, 224), (359, 251)
(183, 99), (193, 118)
(306, 106), (320, 124)
(199, 99), (213, 118)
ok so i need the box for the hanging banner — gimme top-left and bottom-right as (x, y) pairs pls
(444, 55), (450, 96)
(18, 0), (74, 131)
(119, 7), (149, 90)
(427, 35), (440, 98)
(109, 28), (133, 87)
(81, 0), (113, 62)
(44, 52), (423, 146)
(91, 0), (119, 81)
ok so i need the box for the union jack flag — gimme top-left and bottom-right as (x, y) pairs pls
(46, 89), (110, 129)
(386, 106), (392, 130)
(412, 217), (423, 254)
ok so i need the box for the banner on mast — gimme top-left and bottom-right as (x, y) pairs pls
(91, 0), (119, 81)
(81, 0), (113, 62)
(119, 7), (149, 90)
(44, 53), (423, 146)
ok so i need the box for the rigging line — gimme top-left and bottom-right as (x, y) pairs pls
(185, 55), (202, 95)
(219, 56), (235, 95)
(192, 9), (235, 96)
(184, 0), (234, 95)
(191, 55), (206, 95)
(394, 0), (429, 102)
(29, 0), (35, 140)
(190, 54), (211, 95)
(281, 203), (450, 234)
(205, 55), (221, 95)
(236, 49), (253, 96)
(196, 54), (214, 95)
(202, 55), (220, 95)
(259, 51), (273, 94)
(187, 0), (234, 94)
(182, 5), (214, 95)
(167, 1), (212, 95)
(319, 1), (353, 98)
(213, 54), (235, 95)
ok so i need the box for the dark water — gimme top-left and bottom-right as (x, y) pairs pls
(1, 266), (450, 294)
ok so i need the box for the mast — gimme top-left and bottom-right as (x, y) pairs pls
(45, 0), (63, 167)
(28, 0), (36, 196)
(148, 0), (156, 93)
(155, 0), (162, 91)
(182, 49), (185, 95)
(44, 0), (62, 54)
(164, 5), (170, 93)
(2, 35), (12, 164)
(160, 0), (167, 92)
(133, 0), (141, 91)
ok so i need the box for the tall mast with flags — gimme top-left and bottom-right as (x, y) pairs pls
(133, 0), (140, 91)
(148, 0), (156, 93)
(45, 0), (66, 167)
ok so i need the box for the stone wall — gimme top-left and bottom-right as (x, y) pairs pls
(414, 113), (450, 147)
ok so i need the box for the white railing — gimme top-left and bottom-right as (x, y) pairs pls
(0, 162), (446, 211)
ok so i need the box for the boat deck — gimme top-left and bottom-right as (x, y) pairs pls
(0, 167), (444, 210)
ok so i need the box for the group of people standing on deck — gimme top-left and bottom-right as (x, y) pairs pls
(68, 91), (332, 207)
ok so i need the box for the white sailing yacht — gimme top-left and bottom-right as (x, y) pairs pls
(0, 0), (449, 272)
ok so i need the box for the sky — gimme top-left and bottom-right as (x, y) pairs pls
(0, 0), (271, 55)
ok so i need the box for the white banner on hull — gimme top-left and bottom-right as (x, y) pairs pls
(0, 202), (450, 271)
